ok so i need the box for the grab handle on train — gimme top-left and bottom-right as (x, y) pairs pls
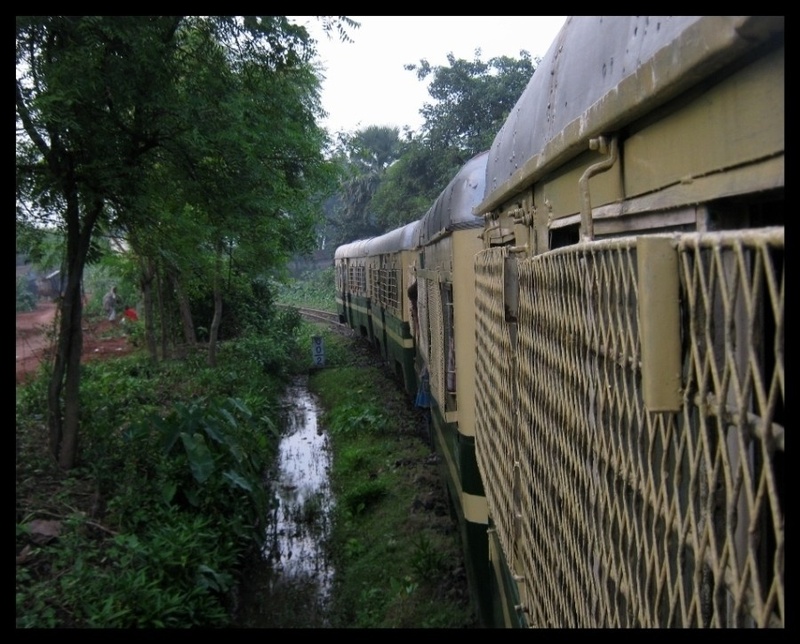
(579, 135), (618, 242)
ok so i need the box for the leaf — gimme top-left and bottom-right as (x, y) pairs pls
(226, 442), (245, 463)
(180, 432), (215, 483)
(196, 564), (232, 592)
(222, 469), (253, 492)
(226, 397), (252, 418)
(217, 407), (238, 430)
(161, 481), (177, 504)
(201, 417), (225, 444)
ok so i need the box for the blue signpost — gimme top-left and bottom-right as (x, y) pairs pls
(311, 335), (325, 367)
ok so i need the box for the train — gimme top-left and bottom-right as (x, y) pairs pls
(334, 16), (784, 628)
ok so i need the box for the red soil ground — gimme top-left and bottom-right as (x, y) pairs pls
(16, 300), (135, 385)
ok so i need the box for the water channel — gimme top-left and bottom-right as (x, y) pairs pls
(235, 375), (335, 627)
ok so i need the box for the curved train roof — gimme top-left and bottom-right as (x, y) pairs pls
(477, 15), (785, 213)
(417, 150), (488, 247)
(367, 220), (421, 256)
(334, 237), (373, 261)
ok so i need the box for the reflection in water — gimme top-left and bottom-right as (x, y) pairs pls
(236, 375), (335, 628)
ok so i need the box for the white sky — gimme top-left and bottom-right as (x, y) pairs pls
(292, 16), (567, 136)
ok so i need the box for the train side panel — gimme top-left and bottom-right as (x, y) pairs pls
(353, 243), (372, 340)
(367, 221), (420, 395)
(335, 241), (360, 325)
(335, 239), (373, 336)
(475, 16), (784, 628)
(416, 151), (493, 625)
(393, 226), (419, 394)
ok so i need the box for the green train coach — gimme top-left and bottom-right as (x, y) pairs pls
(365, 220), (420, 395)
(334, 238), (372, 337)
(335, 16), (784, 628)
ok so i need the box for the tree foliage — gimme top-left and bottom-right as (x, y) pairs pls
(325, 49), (537, 238)
(16, 16), (353, 469)
(407, 49), (535, 155)
(369, 139), (459, 230)
(325, 125), (404, 247)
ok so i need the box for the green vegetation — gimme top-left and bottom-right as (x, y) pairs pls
(274, 267), (337, 312)
(308, 334), (476, 627)
(16, 16), (355, 470)
(323, 49), (536, 242)
(16, 316), (297, 628)
(16, 276), (37, 312)
(17, 268), (474, 627)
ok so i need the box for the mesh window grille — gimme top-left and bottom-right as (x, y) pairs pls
(474, 228), (784, 628)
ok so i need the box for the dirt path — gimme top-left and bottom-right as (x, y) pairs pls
(16, 300), (134, 384)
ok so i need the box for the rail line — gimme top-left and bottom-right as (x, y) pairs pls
(295, 306), (340, 326)
(277, 304), (347, 331)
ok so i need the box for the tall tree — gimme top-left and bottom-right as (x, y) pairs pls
(407, 49), (535, 155)
(16, 16), (351, 469)
(327, 125), (403, 246)
(370, 49), (537, 228)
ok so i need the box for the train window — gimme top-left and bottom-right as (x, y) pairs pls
(387, 268), (399, 311)
(705, 192), (783, 231)
(369, 266), (378, 302)
(550, 221), (580, 249)
(444, 284), (456, 397)
(357, 266), (366, 293)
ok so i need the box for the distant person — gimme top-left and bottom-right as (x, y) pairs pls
(102, 286), (118, 321)
(122, 304), (139, 323)
(408, 279), (419, 340)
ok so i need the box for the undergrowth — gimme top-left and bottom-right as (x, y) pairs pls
(17, 278), (475, 628)
(274, 267), (336, 312)
(16, 316), (303, 628)
(309, 334), (476, 628)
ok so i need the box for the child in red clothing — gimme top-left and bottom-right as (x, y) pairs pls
(122, 304), (138, 323)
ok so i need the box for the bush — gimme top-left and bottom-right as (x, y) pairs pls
(16, 276), (37, 312)
(16, 325), (299, 628)
(325, 402), (389, 436)
(275, 267), (335, 312)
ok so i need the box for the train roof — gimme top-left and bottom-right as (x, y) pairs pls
(366, 220), (420, 256)
(334, 237), (373, 260)
(477, 15), (785, 214)
(417, 150), (488, 247)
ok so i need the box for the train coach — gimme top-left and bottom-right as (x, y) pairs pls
(364, 220), (420, 395)
(412, 150), (491, 620)
(334, 237), (372, 337)
(335, 151), (493, 621)
(334, 15), (784, 629)
(335, 222), (421, 395)
(472, 15), (784, 628)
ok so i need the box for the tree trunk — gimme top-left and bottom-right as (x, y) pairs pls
(208, 248), (223, 367)
(169, 268), (196, 346)
(157, 267), (170, 360)
(47, 196), (102, 469)
(140, 256), (158, 363)
(48, 274), (83, 466)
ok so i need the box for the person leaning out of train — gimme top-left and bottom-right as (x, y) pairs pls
(408, 279), (419, 339)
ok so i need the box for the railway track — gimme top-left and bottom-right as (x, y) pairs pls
(295, 306), (340, 326)
(277, 304), (354, 335)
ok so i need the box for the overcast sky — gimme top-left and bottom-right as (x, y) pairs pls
(292, 16), (567, 136)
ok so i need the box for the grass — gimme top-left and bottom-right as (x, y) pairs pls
(308, 332), (476, 628)
(16, 327), (292, 628)
(17, 269), (476, 628)
(275, 267), (337, 312)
